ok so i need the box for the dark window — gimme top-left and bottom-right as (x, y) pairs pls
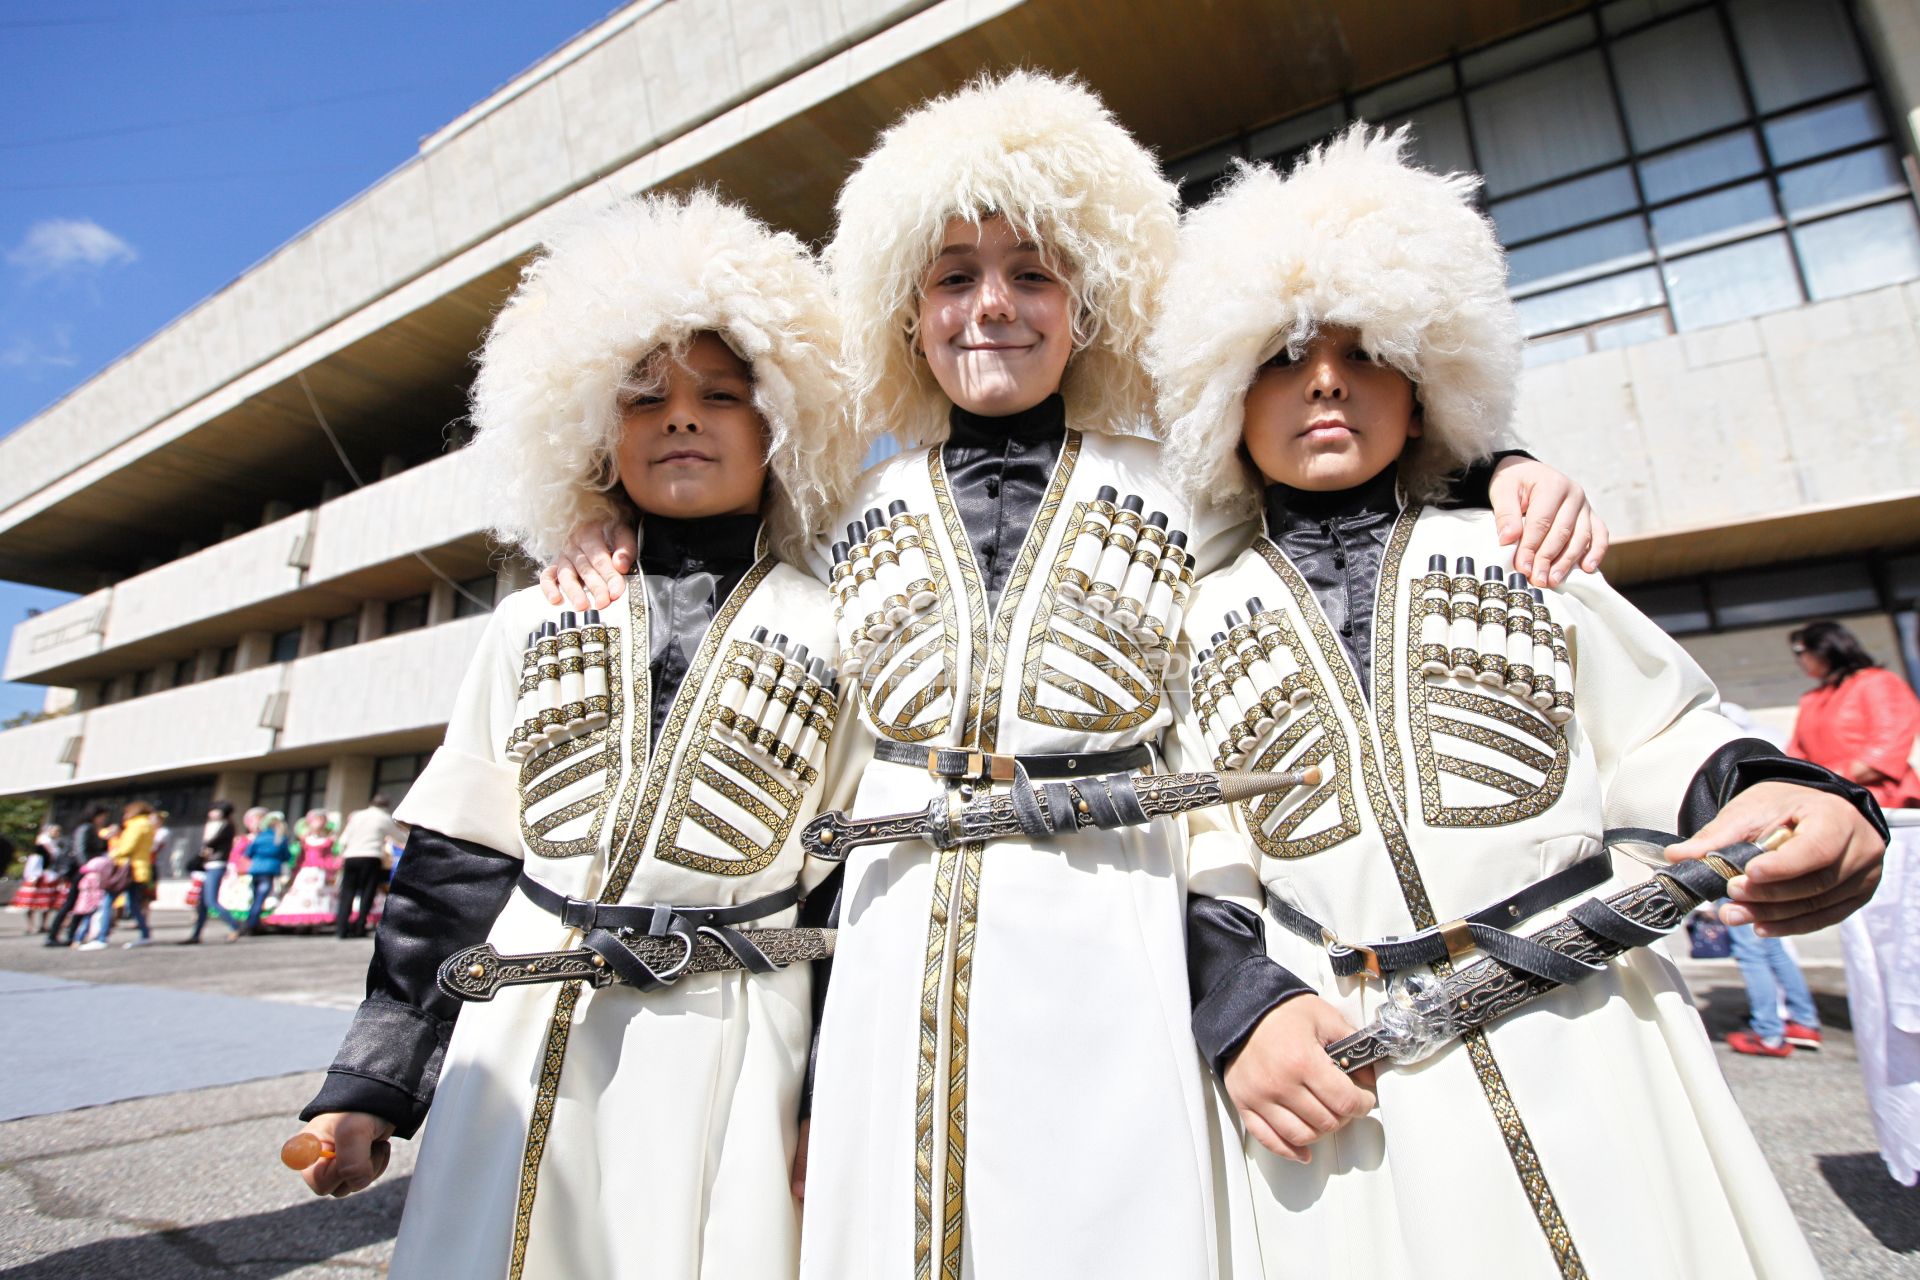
(172, 658), (196, 688)
(323, 614), (359, 651)
(270, 627), (303, 664)
(96, 681), (119, 706)
(132, 669), (153, 698)
(1175, 0), (1919, 364)
(385, 593), (430, 637)
(215, 646), (238, 677)
(452, 573), (497, 619)
(253, 766), (329, 822)
(372, 752), (430, 809)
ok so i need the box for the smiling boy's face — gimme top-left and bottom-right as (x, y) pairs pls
(614, 331), (769, 522)
(916, 214), (1074, 418)
(1241, 324), (1421, 492)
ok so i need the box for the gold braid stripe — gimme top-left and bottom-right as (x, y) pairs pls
(509, 553), (773, 1273)
(913, 839), (964, 1280)
(1260, 518), (1588, 1279)
(1432, 718), (1555, 775)
(1429, 685), (1560, 749)
(941, 838), (983, 1280)
(1434, 754), (1536, 798)
(928, 448), (992, 744)
(983, 430), (1081, 748)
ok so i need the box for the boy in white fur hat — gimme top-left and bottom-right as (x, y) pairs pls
(1155, 127), (1885, 1280)
(288, 191), (869, 1280)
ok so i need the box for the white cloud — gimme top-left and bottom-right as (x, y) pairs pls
(0, 329), (77, 370)
(7, 218), (137, 275)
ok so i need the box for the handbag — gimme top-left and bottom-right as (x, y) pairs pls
(1686, 912), (1732, 960)
(101, 859), (132, 896)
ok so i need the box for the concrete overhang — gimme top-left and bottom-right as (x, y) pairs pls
(0, 0), (1581, 591)
(1607, 490), (1920, 586)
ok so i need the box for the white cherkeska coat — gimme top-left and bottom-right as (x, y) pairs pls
(801, 429), (1258, 1280)
(389, 553), (859, 1280)
(1172, 501), (1821, 1280)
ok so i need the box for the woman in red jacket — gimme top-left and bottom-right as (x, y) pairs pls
(1788, 621), (1920, 809)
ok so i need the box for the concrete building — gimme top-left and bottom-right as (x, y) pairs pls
(2, 0), (1918, 857)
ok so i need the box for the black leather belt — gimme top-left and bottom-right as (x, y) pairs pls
(1266, 849), (1614, 980)
(516, 873), (806, 990)
(871, 739), (1153, 782)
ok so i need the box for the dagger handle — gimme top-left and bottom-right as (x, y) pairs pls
(801, 802), (941, 860)
(437, 943), (610, 1001)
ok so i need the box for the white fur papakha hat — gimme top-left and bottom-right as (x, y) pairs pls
(1150, 125), (1522, 510)
(466, 189), (856, 566)
(826, 69), (1179, 449)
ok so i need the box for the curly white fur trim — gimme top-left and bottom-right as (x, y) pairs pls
(465, 190), (854, 565)
(826, 69), (1178, 448)
(1150, 126), (1521, 510)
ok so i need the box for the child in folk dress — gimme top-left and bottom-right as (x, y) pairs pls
(1154, 127), (1886, 1280)
(289, 191), (864, 1280)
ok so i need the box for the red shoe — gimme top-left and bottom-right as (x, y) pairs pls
(1727, 1030), (1793, 1057)
(1784, 1022), (1823, 1051)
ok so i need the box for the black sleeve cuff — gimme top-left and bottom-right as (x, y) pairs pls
(1681, 737), (1888, 841)
(1187, 895), (1314, 1080)
(1439, 448), (1532, 511)
(300, 997), (447, 1138)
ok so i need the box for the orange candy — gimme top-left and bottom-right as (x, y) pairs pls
(280, 1132), (335, 1170)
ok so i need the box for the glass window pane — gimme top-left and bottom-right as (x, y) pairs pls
(1591, 310), (1673, 349)
(1509, 216), (1651, 291)
(1650, 180), (1780, 254)
(453, 573), (497, 619)
(1729, 0), (1866, 113)
(1713, 560), (1876, 627)
(1602, 0), (1702, 36)
(1638, 129), (1763, 203)
(1249, 104), (1348, 164)
(270, 628), (302, 664)
(323, 614), (358, 651)
(1764, 92), (1885, 166)
(1523, 333), (1592, 368)
(1492, 166), (1639, 243)
(1469, 52), (1626, 197)
(1378, 99), (1473, 176)
(385, 594), (429, 637)
(1624, 581), (1711, 634)
(1663, 233), (1803, 329)
(1515, 267), (1666, 336)
(1794, 201), (1920, 300)
(1778, 146), (1905, 219)
(1613, 10), (1746, 150)
(1355, 64), (1456, 120)
(1462, 15), (1596, 85)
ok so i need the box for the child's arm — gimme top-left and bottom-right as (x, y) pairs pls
(1561, 572), (1884, 934)
(295, 609), (526, 1197)
(1165, 655), (1375, 1160)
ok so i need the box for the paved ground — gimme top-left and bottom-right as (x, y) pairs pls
(0, 907), (1915, 1277)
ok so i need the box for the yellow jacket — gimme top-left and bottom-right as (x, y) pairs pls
(111, 814), (156, 885)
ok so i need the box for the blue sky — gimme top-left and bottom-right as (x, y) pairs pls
(0, 0), (623, 718)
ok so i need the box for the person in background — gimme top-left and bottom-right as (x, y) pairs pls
(266, 809), (343, 930)
(47, 808), (107, 947)
(333, 794), (400, 939)
(1787, 620), (1920, 811)
(233, 810), (291, 940)
(181, 801), (240, 945)
(14, 825), (59, 934)
(111, 801), (158, 949)
(71, 838), (117, 951)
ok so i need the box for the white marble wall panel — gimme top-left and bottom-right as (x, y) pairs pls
(489, 79), (577, 225)
(366, 163), (441, 288)
(105, 511), (312, 650)
(74, 665), (284, 783)
(635, 1), (744, 134)
(421, 130), (506, 260)
(306, 448), (487, 584)
(3, 590), (111, 683)
(279, 614), (487, 748)
(556, 20), (658, 179)
(0, 715), (82, 794)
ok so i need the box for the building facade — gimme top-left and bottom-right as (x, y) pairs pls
(1, 0), (1916, 859)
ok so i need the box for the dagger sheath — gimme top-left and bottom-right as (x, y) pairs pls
(438, 926), (836, 1002)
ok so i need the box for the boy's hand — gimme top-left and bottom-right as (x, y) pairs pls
(1666, 781), (1884, 935)
(1224, 995), (1377, 1163)
(539, 521), (638, 610)
(791, 1118), (810, 1202)
(295, 1112), (395, 1199)
(1489, 457), (1609, 587)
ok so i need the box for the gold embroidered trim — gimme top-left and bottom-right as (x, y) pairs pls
(1430, 685), (1560, 749)
(1433, 718), (1555, 775)
(508, 980), (581, 1280)
(518, 634), (624, 860)
(913, 838), (964, 1280)
(1267, 514), (1587, 1279)
(1434, 754), (1535, 798)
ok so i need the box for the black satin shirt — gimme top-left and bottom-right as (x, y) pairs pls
(941, 395), (1067, 606)
(638, 513), (762, 743)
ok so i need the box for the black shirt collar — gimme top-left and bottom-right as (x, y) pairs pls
(1263, 464), (1402, 537)
(947, 393), (1067, 447)
(638, 512), (762, 577)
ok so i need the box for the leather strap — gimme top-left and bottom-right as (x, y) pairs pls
(871, 738), (1152, 781)
(517, 873), (805, 992)
(1266, 847), (1615, 980)
(1007, 766), (1150, 839)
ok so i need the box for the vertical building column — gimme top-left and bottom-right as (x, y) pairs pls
(1859, 0), (1920, 152)
(211, 768), (255, 813)
(324, 754), (375, 815)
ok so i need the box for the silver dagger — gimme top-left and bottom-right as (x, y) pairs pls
(437, 926), (836, 1002)
(801, 766), (1322, 860)
(1324, 829), (1790, 1074)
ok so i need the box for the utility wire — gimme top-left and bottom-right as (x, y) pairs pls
(0, 84), (452, 152)
(296, 371), (493, 613)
